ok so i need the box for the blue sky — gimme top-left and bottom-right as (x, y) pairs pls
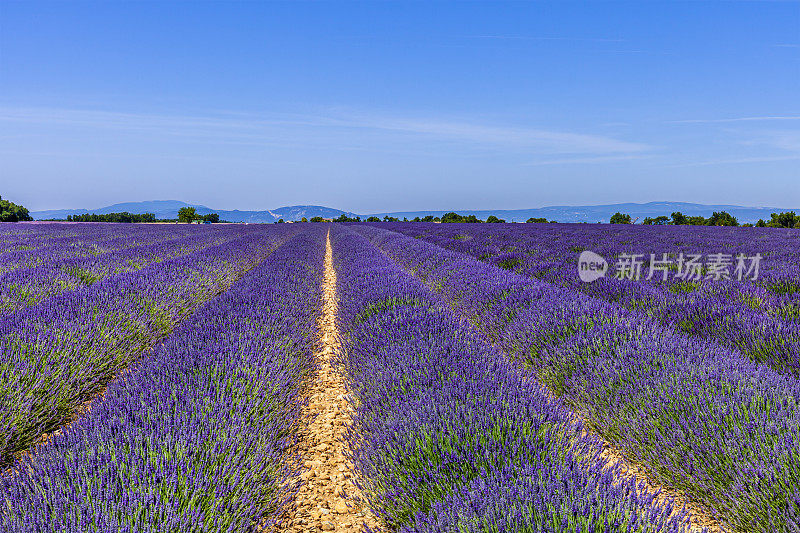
(1, 1), (798, 212)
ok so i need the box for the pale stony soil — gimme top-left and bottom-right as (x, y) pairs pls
(283, 232), (380, 533)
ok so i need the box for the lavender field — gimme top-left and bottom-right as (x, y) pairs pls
(1, 222), (798, 532)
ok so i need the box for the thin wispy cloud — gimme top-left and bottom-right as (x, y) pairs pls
(471, 35), (625, 43)
(333, 114), (649, 154)
(523, 154), (651, 166)
(741, 130), (800, 152)
(671, 116), (800, 124)
(0, 106), (649, 156)
(668, 155), (800, 167)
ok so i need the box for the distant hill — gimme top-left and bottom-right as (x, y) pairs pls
(31, 200), (798, 224)
(32, 201), (358, 223)
(368, 202), (798, 224)
(32, 200), (200, 221)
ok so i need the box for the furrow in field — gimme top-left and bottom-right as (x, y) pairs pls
(285, 230), (379, 533)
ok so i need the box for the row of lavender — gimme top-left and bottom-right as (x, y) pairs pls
(0, 224), (298, 464)
(379, 223), (800, 374)
(1, 227), (325, 531)
(0, 224), (201, 273)
(350, 224), (800, 532)
(0, 223), (111, 257)
(0, 225), (247, 314)
(331, 226), (698, 532)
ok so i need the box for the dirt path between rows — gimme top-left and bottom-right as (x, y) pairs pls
(285, 231), (379, 533)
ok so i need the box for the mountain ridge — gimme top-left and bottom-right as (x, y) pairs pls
(368, 201), (798, 223)
(31, 201), (359, 223)
(30, 200), (798, 224)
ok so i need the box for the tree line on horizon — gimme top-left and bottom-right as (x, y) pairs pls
(307, 212), (532, 223)
(319, 212), (553, 223)
(48, 207), (222, 223)
(610, 210), (800, 228)
(3, 194), (799, 228)
(67, 212), (157, 223)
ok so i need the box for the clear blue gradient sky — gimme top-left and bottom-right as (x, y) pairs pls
(1, 1), (798, 212)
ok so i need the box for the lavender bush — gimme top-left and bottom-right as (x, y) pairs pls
(0, 224), (202, 274)
(0, 224), (248, 313)
(331, 226), (697, 533)
(0, 224), (298, 463)
(0, 227), (326, 531)
(351, 223), (800, 532)
(379, 223), (800, 374)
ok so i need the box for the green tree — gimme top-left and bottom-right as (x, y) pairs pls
(643, 215), (669, 225)
(0, 196), (33, 222)
(442, 212), (482, 223)
(301, 217), (308, 222)
(310, 216), (325, 222)
(202, 213), (219, 223)
(277, 218), (285, 223)
(486, 215), (505, 223)
(526, 217), (548, 223)
(766, 211), (799, 228)
(707, 211), (738, 226)
(178, 207), (200, 223)
(670, 212), (706, 225)
(671, 212), (689, 225)
(610, 212), (632, 224)
(333, 213), (360, 222)
(366, 216), (381, 222)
